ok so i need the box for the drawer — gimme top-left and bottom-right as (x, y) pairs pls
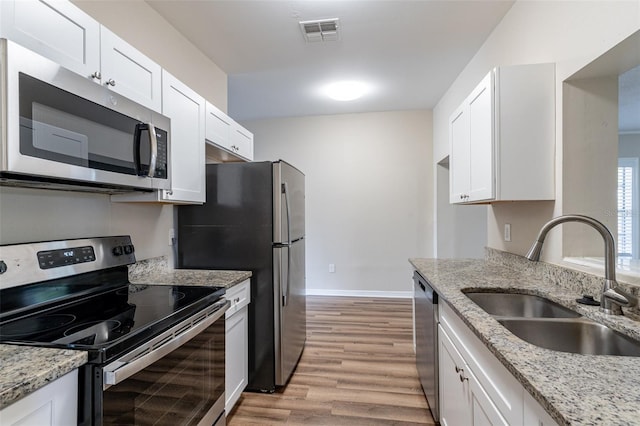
(225, 279), (250, 318)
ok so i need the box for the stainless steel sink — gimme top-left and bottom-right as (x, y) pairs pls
(465, 292), (581, 318)
(498, 318), (640, 357)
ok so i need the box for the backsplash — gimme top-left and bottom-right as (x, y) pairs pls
(485, 248), (640, 315)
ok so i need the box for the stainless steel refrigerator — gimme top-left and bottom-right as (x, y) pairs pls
(176, 160), (306, 392)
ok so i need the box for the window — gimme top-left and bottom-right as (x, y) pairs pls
(618, 158), (638, 258)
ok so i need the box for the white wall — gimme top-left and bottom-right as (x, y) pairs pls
(0, 1), (227, 260)
(434, 0), (640, 263)
(244, 111), (433, 296)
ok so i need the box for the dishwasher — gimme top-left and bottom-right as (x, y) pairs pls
(414, 270), (439, 423)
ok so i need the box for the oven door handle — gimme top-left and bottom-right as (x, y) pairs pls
(102, 299), (229, 389)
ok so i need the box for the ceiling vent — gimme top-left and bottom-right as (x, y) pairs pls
(299, 18), (340, 43)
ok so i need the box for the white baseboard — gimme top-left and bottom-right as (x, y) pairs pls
(305, 289), (412, 299)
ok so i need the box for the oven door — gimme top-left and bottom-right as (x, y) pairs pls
(98, 299), (228, 426)
(2, 39), (170, 191)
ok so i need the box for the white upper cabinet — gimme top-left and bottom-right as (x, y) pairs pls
(231, 122), (254, 161)
(0, 0), (162, 112)
(449, 63), (555, 204)
(205, 101), (254, 163)
(112, 71), (206, 204)
(0, 0), (100, 78)
(159, 71), (206, 203)
(205, 101), (232, 146)
(99, 27), (162, 112)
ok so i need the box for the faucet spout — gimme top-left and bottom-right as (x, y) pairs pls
(525, 215), (625, 315)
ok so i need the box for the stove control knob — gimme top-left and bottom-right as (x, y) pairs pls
(124, 245), (134, 255)
(0, 260), (7, 274)
(112, 246), (124, 256)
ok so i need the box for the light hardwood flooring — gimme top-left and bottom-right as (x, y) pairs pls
(227, 296), (436, 425)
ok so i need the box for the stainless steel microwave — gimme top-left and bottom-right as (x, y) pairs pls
(0, 39), (171, 193)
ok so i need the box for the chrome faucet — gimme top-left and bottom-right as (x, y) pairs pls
(526, 214), (637, 315)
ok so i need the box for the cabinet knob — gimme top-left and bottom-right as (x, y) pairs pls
(106, 79), (116, 87)
(90, 71), (101, 80)
(234, 297), (240, 303)
(455, 366), (462, 373)
(459, 373), (468, 383)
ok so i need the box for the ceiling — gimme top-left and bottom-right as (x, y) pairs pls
(147, 0), (515, 122)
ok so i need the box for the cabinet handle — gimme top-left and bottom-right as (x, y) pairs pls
(91, 71), (101, 80)
(455, 366), (462, 373)
(234, 297), (240, 303)
(459, 373), (468, 383)
(106, 79), (116, 86)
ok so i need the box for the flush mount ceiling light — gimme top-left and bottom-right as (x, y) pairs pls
(323, 81), (370, 101)
(299, 18), (340, 42)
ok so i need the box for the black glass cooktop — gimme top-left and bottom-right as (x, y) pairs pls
(0, 268), (225, 363)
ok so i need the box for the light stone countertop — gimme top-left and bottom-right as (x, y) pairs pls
(410, 251), (640, 426)
(128, 256), (252, 289)
(0, 345), (87, 409)
(0, 257), (250, 410)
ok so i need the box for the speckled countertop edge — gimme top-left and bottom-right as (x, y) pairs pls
(0, 345), (87, 409)
(128, 256), (252, 288)
(410, 254), (640, 426)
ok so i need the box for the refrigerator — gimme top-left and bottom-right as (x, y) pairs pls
(176, 160), (306, 392)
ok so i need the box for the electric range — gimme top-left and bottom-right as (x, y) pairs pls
(0, 236), (228, 426)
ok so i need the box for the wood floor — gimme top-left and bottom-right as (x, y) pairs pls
(227, 296), (436, 425)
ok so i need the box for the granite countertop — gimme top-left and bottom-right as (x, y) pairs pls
(410, 253), (640, 426)
(128, 256), (252, 288)
(0, 345), (87, 409)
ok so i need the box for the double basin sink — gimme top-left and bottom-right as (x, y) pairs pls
(465, 292), (640, 357)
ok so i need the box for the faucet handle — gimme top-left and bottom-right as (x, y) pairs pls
(603, 288), (637, 308)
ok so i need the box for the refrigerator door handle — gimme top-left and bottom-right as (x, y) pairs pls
(282, 182), (292, 306)
(282, 182), (292, 245)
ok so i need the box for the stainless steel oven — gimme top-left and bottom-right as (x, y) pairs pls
(0, 236), (227, 426)
(100, 299), (227, 426)
(0, 39), (171, 192)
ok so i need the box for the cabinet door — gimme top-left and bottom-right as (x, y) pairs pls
(467, 72), (495, 202)
(0, 0), (100, 79)
(439, 325), (471, 426)
(468, 369), (509, 426)
(523, 392), (558, 426)
(161, 71), (206, 203)
(449, 103), (471, 203)
(0, 370), (78, 426)
(226, 305), (249, 413)
(100, 27), (162, 112)
(205, 101), (232, 150)
(231, 123), (254, 161)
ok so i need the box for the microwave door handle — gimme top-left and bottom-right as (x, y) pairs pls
(133, 123), (143, 176)
(133, 123), (158, 178)
(146, 123), (158, 178)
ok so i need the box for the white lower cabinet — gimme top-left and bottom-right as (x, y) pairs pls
(438, 300), (558, 426)
(523, 392), (558, 426)
(225, 279), (251, 413)
(0, 369), (78, 426)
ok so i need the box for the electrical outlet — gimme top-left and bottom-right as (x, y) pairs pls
(504, 224), (511, 242)
(329, 263), (336, 273)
